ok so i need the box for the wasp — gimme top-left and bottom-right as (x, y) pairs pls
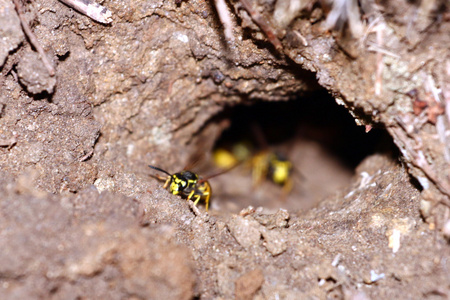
(148, 165), (212, 211)
(213, 121), (296, 198)
(213, 145), (294, 197)
(251, 151), (293, 196)
(213, 141), (253, 170)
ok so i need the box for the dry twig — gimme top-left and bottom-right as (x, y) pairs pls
(239, 0), (282, 51)
(13, 0), (55, 76)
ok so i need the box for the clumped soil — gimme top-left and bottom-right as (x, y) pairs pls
(0, 0), (449, 299)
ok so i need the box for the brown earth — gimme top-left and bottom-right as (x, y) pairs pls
(0, 0), (449, 299)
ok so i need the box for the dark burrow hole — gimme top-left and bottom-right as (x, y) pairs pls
(203, 90), (396, 213)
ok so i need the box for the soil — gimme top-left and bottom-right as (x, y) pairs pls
(0, 0), (449, 299)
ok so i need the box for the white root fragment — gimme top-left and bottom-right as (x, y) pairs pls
(324, 0), (363, 37)
(58, 0), (113, 24)
(214, 0), (235, 43)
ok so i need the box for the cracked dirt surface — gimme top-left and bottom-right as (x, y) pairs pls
(0, 0), (449, 299)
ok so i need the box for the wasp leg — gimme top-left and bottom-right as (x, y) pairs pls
(192, 195), (201, 206)
(204, 193), (210, 211)
(187, 190), (210, 212)
(188, 191), (203, 210)
(163, 176), (171, 189)
(185, 181), (212, 211)
(187, 189), (197, 204)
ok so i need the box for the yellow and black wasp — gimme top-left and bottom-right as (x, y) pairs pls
(213, 122), (295, 199)
(251, 151), (293, 197)
(213, 145), (294, 199)
(148, 165), (212, 211)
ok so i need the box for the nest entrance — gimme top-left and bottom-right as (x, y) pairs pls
(203, 90), (394, 213)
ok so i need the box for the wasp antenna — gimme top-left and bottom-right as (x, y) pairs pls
(148, 165), (172, 176)
(201, 162), (240, 182)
